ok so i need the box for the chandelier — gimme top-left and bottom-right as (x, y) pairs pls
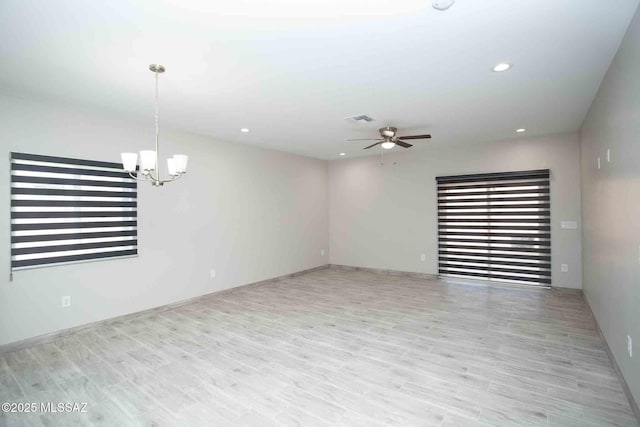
(121, 64), (188, 186)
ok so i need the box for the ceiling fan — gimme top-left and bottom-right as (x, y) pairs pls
(347, 126), (432, 150)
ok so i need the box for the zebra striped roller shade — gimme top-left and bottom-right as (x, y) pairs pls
(436, 169), (551, 287)
(10, 152), (137, 271)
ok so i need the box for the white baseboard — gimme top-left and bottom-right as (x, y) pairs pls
(329, 264), (438, 280)
(584, 296), (640, 423)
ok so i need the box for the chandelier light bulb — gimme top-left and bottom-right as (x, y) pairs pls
(121, 153), (138, 172)
(173, 154), (188, 173)
(139, 150), (157, 171)
(167, 158), (177, 176)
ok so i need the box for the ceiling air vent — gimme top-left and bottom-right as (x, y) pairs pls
(344, 114), (375, 124)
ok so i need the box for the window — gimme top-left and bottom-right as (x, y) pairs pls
(10, 152), (137, 271)
(436, 169), (551, 287)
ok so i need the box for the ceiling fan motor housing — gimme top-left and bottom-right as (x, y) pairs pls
(380, 126), (397, 138)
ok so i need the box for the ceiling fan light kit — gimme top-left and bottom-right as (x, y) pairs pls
(381, 141), (396, 150)
(121, 64), (188, 187)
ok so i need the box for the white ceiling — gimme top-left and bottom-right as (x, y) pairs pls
(1, 0), (638, 159)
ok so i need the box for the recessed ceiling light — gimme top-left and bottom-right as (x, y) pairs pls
(493, 63), (512, 72)
(516, 128), (526, 133)
(240, 128), (250, 133)
(339, 152), (346, 156)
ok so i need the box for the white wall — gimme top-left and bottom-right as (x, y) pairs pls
(329, 133), (582, 289)
(580, 6), (640, 408)
(0, 95), (329, 346)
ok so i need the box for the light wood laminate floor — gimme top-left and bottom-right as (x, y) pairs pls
(0, 268), (637, 427)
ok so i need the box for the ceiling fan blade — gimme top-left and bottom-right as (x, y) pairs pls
(363, 142), (383, 149)
(395, 140), (413, 148)
(347, 138), (383, 141)
(397, 134), (432, 140)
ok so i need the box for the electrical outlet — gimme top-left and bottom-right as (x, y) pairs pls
(607, 149), (611, 163)
(597, 157), (601, 169)
(210, 269), (216, 278)
(420, 254), (426, 262)
(561, 264), (568, 273)
(561, 221), (578, 230)
(61, 296), (71, 308)
(321, 249), (325, 256)
(628, 336), (633, 358)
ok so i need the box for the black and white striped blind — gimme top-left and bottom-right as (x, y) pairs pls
(437, 169), (551, 287)
(10, 152), (137, 271)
